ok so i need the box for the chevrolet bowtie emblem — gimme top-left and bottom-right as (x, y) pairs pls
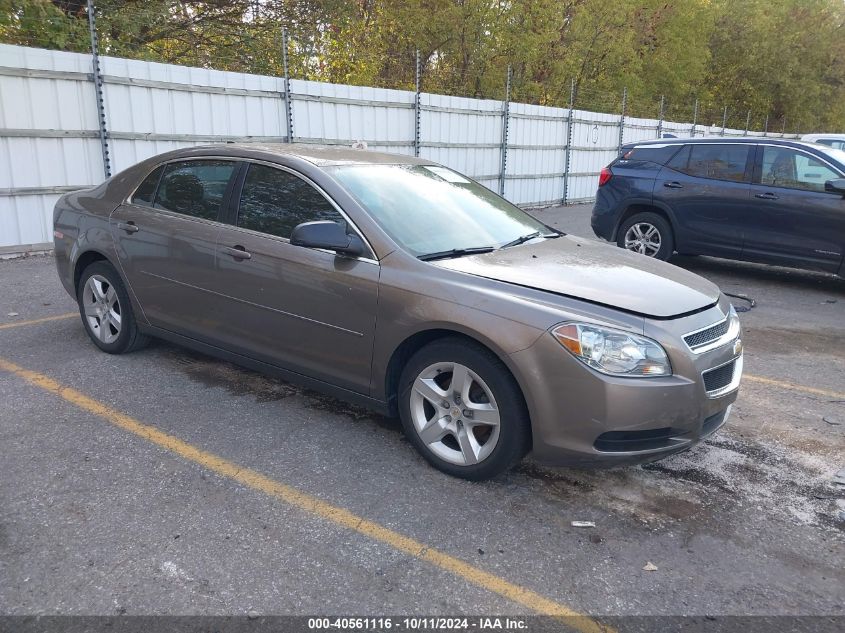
(733, 339), (743, 356)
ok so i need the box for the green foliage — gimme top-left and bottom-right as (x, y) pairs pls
(2, 0), (843, 130)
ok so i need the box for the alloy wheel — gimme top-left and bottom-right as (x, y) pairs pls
(624, 222), (662, 256)
(409, 362), (501, 466)
(82, 274), (122, 344)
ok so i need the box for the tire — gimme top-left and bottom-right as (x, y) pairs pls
(76, 261), (149, 354)
(397, 338), (531, 480)
(616, 212), (674, 261)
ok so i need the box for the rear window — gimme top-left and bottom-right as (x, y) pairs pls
(667, 144), (750, 182)
(619, 145), (681, 165)
(816, 139), (845, 150)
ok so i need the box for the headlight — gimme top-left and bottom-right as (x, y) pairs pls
(552, 323), (672, 377)
(727, 304), (741, 337)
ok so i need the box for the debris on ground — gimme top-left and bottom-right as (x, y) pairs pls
(823, 416), (841, 426)
(571, 520), (595, 528)
(642, 562), (658, 571)
(7, 312), (18, 316)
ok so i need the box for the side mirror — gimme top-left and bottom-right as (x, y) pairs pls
(290, 220), (365, 257)
(824, 178), (845, 197)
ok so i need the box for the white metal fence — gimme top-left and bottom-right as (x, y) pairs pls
(0, 43), (788, 254)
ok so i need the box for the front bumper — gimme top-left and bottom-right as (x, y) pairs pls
(509, 297), (741, 466)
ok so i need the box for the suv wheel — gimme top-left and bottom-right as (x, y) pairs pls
(617, 212), (674, 260)
(397, 338), (530, 480)
(77, 261), (149, 354)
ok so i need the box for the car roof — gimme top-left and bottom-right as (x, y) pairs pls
(622, 137), (822, 151)
(167, 142), (437, 167)
(802, 133), (845, 140)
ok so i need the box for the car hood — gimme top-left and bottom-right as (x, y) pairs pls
(433, 235), (721, 318)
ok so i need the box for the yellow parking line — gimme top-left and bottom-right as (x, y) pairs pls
(0, 356), (611, 633)
(744, 374), (845, 401)
(0, 312), (76, 330)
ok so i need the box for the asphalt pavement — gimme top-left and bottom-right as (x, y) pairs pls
(0, 204), (843, 627)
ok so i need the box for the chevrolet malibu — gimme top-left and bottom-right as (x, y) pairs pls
(53, 145), (743, 480)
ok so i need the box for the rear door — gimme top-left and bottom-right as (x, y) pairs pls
(744, 145), (844, 272)
(110, 159), (239, 339)
(209, 162), (379, 395)
(653, 143), (754, 257)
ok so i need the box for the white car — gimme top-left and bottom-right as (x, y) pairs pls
(802, 133), (845, 150)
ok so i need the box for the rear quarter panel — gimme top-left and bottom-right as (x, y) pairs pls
(592, 160), (661, 240)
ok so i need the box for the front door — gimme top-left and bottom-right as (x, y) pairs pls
(744, 145), (844, 272)
(210, 162), (379, 395)
(109, 159), (239, 340)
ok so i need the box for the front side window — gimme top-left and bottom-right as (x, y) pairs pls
(329, 164), (554, 257)
(668, 144), (750, 182)
(237, 164), (346, 239)
(760, 147), (841, 193)
(154, 160), (237, 220)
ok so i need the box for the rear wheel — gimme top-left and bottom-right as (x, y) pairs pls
(77, 261), (149, 354)
(617, 212), (674, 261)
(398, 338), (530, 480)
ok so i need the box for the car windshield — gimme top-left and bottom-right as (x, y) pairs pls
(330, 164), (556, 258)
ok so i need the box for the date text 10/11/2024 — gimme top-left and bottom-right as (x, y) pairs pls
(307, 617), (529, 630)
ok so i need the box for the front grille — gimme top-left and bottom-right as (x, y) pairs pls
(684, 319), (729, 349)
(702, 360), (736, 394)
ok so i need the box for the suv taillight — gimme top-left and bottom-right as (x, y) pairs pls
(598, 166), (613, 187)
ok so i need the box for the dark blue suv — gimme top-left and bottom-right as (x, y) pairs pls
(591, 138), (845, 275)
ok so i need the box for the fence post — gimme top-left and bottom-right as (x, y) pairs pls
(656, 95), (665, 139)
(690, 98), (698, 138)
(498, 65), (511, 196)
(744, 110), (751, 135)
(86, 0), (110, 178)
(563, 78), (575, 205)
(721, 106), (728, 136)
(414, 50), (421, 158)
(780, 116), (786, 137)
(617, 87), (627, 152)
(763, 113), (769, 137)
(282, 27), (294, 143)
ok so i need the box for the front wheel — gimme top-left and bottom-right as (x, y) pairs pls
(617, 212), (674, 261)
(77, 261), (149, 354)
(398, 338), (530, 480)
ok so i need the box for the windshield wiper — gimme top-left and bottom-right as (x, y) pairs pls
(417, 246), (496, 262)
(499, 231), (559, 249)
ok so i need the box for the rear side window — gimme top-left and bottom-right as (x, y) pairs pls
(668, 144), (750, 182)
(237, 164), (346, 239)
(154, 160), (237, 221)
(620, 145), (681, 165)
(131, 165), (164, 207)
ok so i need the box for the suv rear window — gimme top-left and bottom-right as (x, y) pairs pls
(620, 145), (681, 165)
(667, 144), (750, 182)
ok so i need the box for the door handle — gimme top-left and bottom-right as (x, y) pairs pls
(663, 181), (683, 189)
(222, 245), (252, 260)
(755, 192), (779, 200)
(116, 221), (139, 234)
